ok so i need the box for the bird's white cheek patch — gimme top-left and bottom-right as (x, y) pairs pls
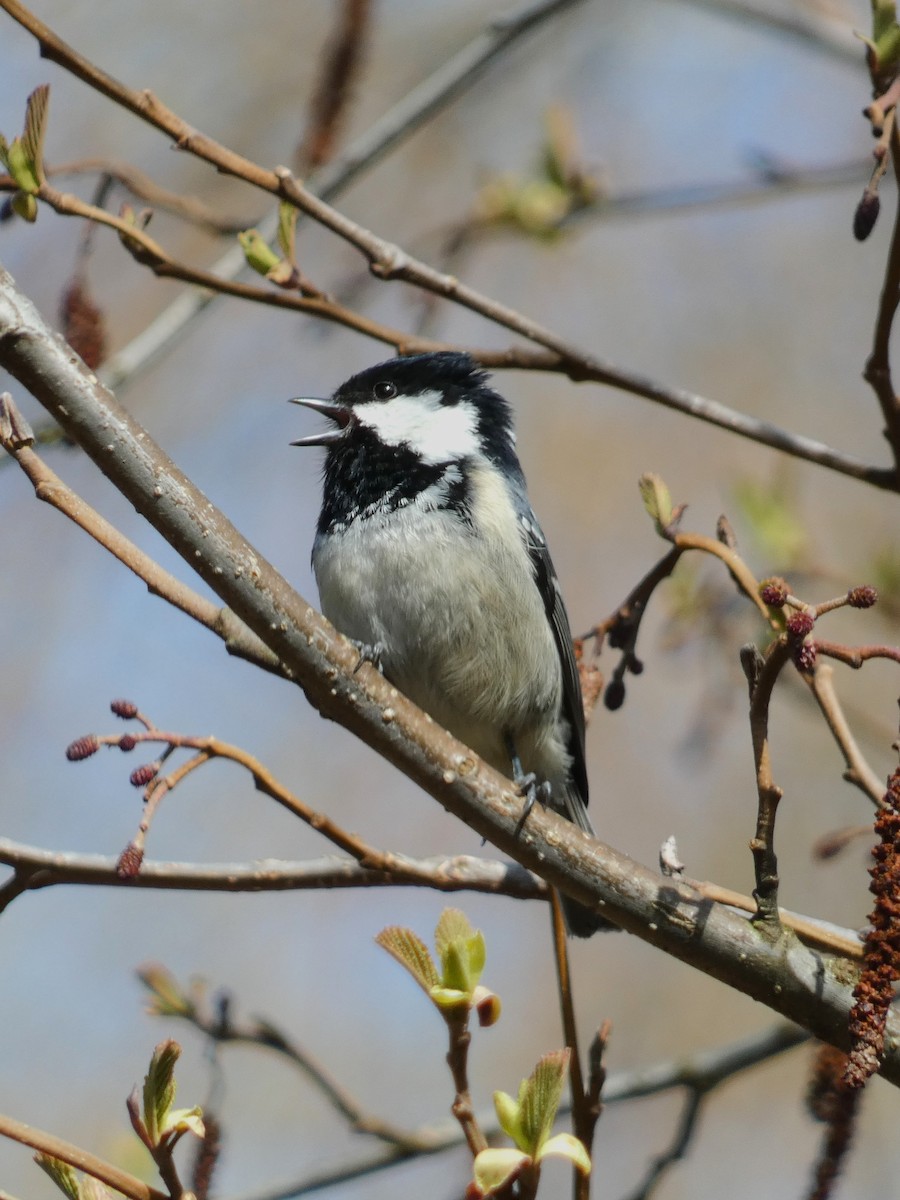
(356, 391), (479, 463)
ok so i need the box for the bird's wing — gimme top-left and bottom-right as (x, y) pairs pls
(517, 505), (590, 813)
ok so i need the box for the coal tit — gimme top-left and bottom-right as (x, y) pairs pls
(292, 351), (606, 936)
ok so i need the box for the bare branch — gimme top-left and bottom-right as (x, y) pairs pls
(805, 664), (888, 806)
(0, 838), (545, 902)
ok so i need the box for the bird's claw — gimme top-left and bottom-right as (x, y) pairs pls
(350, 639), (385, 674)
(514, 773), (552, 836)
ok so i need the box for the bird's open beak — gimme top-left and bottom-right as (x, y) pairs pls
(289, 396), (354, 446)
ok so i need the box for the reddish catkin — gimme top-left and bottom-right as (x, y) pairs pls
(844, 763), (900, 1089)
(116, 842), (144, 879)
(59, 276), (107, 371)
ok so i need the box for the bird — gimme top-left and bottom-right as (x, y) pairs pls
(291, 350), (607, 936)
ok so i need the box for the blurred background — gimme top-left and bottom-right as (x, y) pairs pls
(2, 0), (899, 1196)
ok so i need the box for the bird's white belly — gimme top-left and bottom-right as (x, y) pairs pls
(313, 507), (565, 777)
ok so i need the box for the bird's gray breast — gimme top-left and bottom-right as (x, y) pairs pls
(312, 463), (562, 767)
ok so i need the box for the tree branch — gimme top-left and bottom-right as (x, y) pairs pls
(0, 838), (546, 903)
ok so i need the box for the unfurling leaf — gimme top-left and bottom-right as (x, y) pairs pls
(21, 84), (49, 188)
(493, 1087), (527, 1151)
(137, 963), (197, 1018)
(375, 926), (440, 994)
(143, 1039), (181, 1144)
(535, 1132), (591, 1173)
(518, 1049), (570, 1154)
(79, 1177), (115, 1200)
(435, 907), (486, 996)
(472, 1147), (529, 1196)
(638, 472), (675, 536)
(35, 1154), (81, 1200)
(238, 228), (281, 276)
(162, 1105), (206, 1140)
(276, 201), (297, 261)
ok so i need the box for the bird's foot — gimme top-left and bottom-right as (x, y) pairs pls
(514, 772), (553, 836)
(350, 639), (385, 674)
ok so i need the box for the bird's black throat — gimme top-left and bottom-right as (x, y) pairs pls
(317, 430), (471, 535)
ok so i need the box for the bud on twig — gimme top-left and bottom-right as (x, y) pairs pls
(116, 841), (144, 879)
(847, 585), (878, 609)
(65, 734), (100, 761)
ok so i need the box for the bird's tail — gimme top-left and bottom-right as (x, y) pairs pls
(555, 784), (617, 936)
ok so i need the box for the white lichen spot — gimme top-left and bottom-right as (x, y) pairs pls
(442, 769), (456, 784)
(382, 707), (395, 723)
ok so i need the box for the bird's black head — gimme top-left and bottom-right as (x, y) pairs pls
(291, 352), (524, 532)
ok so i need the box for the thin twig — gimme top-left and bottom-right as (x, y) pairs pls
(746, 638), (792, 925)
(548, 890), (590, 1181)
(445, 1011), (487, 1157)
(816, 639), (900, 668)
(805, 664), (887, 806)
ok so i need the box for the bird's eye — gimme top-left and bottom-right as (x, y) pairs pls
(373, 380), (397, 400)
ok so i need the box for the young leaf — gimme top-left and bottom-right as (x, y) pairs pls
(80, 1177), (115, 1200)
(80, 1171), (115, 1200)
(638, 473), (674, 536)
(434, 908), (475, 959)
(21, 84), (49, 189)
(493, 1088), (527, 1152)
(472, 1147), (528, 1196)
(137, 963), (197, 1018)
(237, 229), (281, 276)
(143, 1039), (181, 1145)
(518, 1049), (569, 1154)
(161, 1105), (206, 1140)
(435, 909), (485, 995)
(535, 1132), (591, 1174)
(35, 1154), (81, 1200)
(375, 926), (439, 994)
(276, 201), (297, 262)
